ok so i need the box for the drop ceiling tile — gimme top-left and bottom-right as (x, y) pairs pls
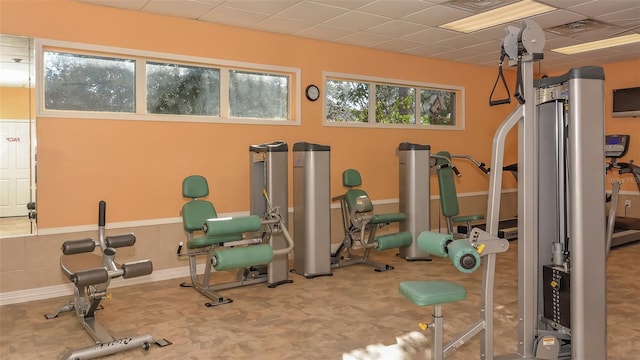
(366, 20), (428, 37)
(402, 5), (473, 27)
(77, 0), (151, 11)
(220, 0), (299, 15)
(595, 7), (640, 28)
(252, 16), (314, 34)
(434, 34), (491, 48)
(403, 43), (456, 57)
(338, 32), (393, 47)
(571, 27), (633, 42)
(68, 0), (640, 71)
(296, 24), (357, 41)
(277, 1), (352, 23)
(359, 0), (435, 19)
(402, 27), (460, 44)
(142, 0), (219, 19)
(536, 0), (591, 9)
(199, 6), (269, 27)
(312, 0), (376, 10)
(567, 0), (640, 17)
(458, 48), (502, 63)
(371, 38), (424, 52)
(472, 24), (520, 41)
(529, 9), (586, 29)
(323, 10), (391, 31)
(545, 36), (582, 49)
(616, 43), (640, 55)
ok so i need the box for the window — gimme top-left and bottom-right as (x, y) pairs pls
(229, 70), (288, 120)
(376, 84), (415, 124)
(326, 79), (369, 122)
(44, 51), (135, 112)
(325, 73), (464, 129)
(146, 62), (220, 116)
(38, 40), (300, 124)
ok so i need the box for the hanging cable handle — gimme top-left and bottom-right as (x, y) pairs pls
(489, 52), (511, 106)
(513, 37), (526, 105)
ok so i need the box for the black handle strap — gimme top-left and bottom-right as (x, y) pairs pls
(489, 52), (511, 106)
(513, 40), (526, 105)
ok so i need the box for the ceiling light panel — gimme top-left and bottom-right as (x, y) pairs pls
(551, 34), (640, 54)
(440, 0), (556, 33)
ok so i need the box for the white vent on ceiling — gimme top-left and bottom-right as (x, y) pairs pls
(444, 0), (520, 13)
(546, 19), (612, 36)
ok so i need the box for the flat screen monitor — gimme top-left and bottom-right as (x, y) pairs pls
(612, 87), (640, 118)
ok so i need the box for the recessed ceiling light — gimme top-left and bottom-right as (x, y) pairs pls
(440, 0), (555, 33)
(551, 34), (640, 55)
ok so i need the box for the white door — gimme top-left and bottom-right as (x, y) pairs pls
(0, 121), (31, 217)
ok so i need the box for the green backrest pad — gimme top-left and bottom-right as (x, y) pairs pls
(183, 175), (209, 198)
(182, 200), (218, 232)
(342, 168), (362, 188)
(345, 189), (374, 213)
(435, 151), (460, 218)
(399, 280), (467, 306)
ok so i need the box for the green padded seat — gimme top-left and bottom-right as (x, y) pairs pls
(399, 280), (466, 306)
(371, 213), (407, 224)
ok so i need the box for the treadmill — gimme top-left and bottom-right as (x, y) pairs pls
(606, 134), (640, 247)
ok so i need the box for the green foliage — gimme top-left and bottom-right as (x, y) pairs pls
(326, 80), (369, 122)
(44, 52), (135, 112)
(375, 85), (415, 124)
(229, 70), (288, 119)
(147, 63), (219, 116)
(326, 79), (455, 125)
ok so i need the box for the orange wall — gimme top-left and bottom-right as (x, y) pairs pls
(601, 59), (640, 192)
(1, 1), (637, 228)
(0, 87), (33, 119)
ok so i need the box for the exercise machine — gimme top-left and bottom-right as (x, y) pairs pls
(456, 162), (520, 240)
(605, 134), (640, 248)
(433, 151), (487, 237)
(178, 174), (294, 306)
(249, 141), (293, 287)
(291, 142), (333, 278)
(397, 143), (488, 260)
(332, 168), (412, 271)
(45, 201), (170, 360)
(395, 19), (607, 360)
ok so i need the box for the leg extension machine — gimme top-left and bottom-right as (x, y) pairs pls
(178, 175), (294, 306)
(332, 169), (412, 272)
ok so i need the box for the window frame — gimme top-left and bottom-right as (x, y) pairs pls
(36, 39), (301, 125)
(323, 72), (465, 130)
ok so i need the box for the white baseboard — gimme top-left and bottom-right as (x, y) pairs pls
(0, 264), (206, 306)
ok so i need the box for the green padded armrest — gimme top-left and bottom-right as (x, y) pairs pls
(187, 234), (243, 249)
(399, 280), (466, 306)
(371, 212), (406, 224)
(452, 214), (484, 223)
